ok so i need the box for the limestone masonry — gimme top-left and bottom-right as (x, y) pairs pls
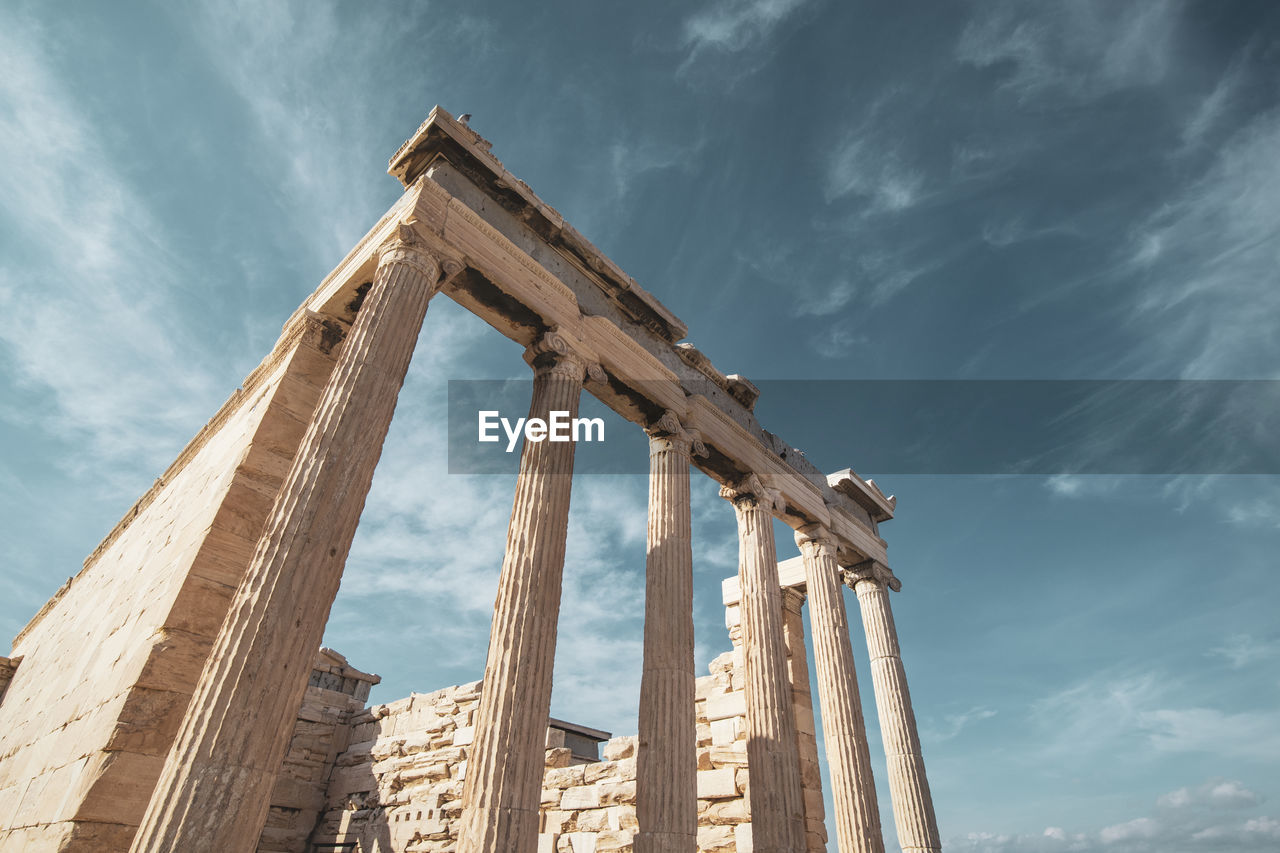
(0, 107), (940, 852)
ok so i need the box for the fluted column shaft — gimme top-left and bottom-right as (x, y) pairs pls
(457, 333), (587, 853)
(852, 572), (940, 853)
(796, 529), (884, 853)
(131, 235), (446, 853)
(780, 588), (827, 853)
(720, 477), (805, 853)
(635, 413), (699, 853)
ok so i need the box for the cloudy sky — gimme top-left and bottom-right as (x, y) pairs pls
(2, 0), (1278, 850)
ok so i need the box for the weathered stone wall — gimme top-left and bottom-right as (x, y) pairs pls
(279, 649), (754, 853)
(258, 650), (380, 853)
(0, 317), (342, 853)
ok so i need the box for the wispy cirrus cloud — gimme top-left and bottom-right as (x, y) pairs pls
(0, 11), (219, 474)
(1028, 668), (1280, 767)
(1209, 634), (1279, 669)
(956, 0), (1183, 102)
(609, 136), (706, 200)
(682, 0), (809, 54)
(825, 136), (926, 211)
(179, 0), (403, 259)
(1124, 109), (1280, 378)
(924, 706), (998, 742)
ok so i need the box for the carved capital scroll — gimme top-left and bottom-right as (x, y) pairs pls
(842, 558), (902, 592)
(523, 326), (598, 383)
(719, 472), (784, 514)
(644, 409), (708, 458)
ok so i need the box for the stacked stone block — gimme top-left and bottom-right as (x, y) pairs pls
(257, 650), (379, 852)
(276, 648), (752, 853)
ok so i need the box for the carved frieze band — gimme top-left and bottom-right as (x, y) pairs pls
(445, 196), (580, 307)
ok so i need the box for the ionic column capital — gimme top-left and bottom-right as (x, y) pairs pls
(523, 327), (604, 383)
(645, 409), (707, 459)
(843, 559), (902, 592)
(719, 472), (784, 514)
(794, 522), (837, 558)
(376, 221), (459, 284)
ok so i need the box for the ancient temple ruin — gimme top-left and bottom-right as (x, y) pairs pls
(0, 108), (939, 853)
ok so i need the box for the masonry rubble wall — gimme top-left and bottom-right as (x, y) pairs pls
(260, 649), (755, 853)
(258, 650), (380, 853)
(0, 317), (343, 853)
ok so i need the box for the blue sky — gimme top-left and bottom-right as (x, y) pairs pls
(1, 1), (1278, 850)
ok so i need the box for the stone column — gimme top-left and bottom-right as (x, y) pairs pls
(457, 330), (591, 853)
(847, 562), (940, 853)
(780, 588), (827, 853)
(796, 526), (884, 853)
(719, 474), (805, 853)
(635, 411), (703, 853)
(131, 228), (451, 853)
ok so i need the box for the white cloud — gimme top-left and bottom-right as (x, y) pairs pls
(1180, 62), (1244, 152)
(926, 706), (998, 742)
(810, 325), (867, 360)
(956, 0), (1182, 102)
(1124, 108), (1280, 377)
(1099, 817), (1159, 843)
(1043, 475), (1122, 498)
(1159, 779), (1262, 810)
(609, 137), (704, 200)
(1140, 708), (1280, 761)
(1030, 671), (1280, 764)
(794, 280), (856, 318)
(181, 0), (431, 259)
(1209, 635), (1278, 669)
(826, 135), (925, 212)
(682, 0), (809, 54)
(0, 12), (221, 474)
(952, 778), (1275, 852)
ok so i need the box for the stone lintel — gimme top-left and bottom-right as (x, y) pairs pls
(387, 105), (689, 345)
(721, 556), (808, 607)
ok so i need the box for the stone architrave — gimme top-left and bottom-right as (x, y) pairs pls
(130, 228), (452, 853)
(456, 330), (595, 853)
(719, 474), (806, 853)
(796, 525), (885, 853)
(847, 562), (941, 853)
(635, 411), (705, 853)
